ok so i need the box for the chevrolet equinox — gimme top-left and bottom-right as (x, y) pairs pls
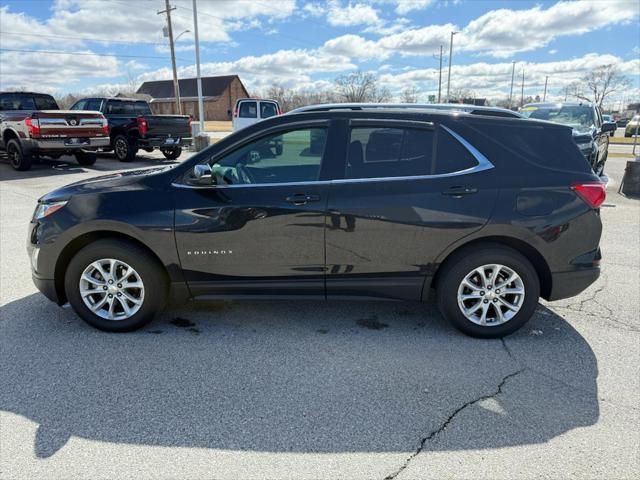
(28, 108), (605, 337)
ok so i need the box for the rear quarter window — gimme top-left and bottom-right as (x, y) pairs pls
(260, 102), (278, 118)
(238, 101), (257, 118)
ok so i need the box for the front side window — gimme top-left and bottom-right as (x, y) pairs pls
(238, 101), (257, 118)
(85, 99), (103, 111)
(134, 101), (152, 115)
(521, 105), (595, 129)
(205, 127), (327, 185)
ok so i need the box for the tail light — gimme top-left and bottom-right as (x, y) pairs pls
(25, 116), (40, 137)
(101, 118), (109, 135)
(233, 107), (238, 118)
(137, 116), (148, 136)
(571, 182), (606, 208)
(188, 116), (192, 136)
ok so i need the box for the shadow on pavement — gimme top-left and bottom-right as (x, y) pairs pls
(0, 294), (598, 458)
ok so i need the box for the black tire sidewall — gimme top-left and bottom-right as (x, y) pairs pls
(64, 239), (167, 332)
(7, 139), (32, 171)
(161, 147), (182, 160)
(437, 246), (540, 338)
(113, 135), (135, 162)
(75, 151), (97, 166)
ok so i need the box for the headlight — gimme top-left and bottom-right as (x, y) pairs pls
(33, 200), (67, 220)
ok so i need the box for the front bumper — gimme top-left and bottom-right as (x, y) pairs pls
(24, 136), (110, 153)
(137, 136), (193, 149)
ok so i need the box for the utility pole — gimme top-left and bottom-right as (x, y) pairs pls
(508, 61), (515, 109)
(543, 75), (548, 101)
(158, 0), (182, 115)
(434, 45), (443, 103)
(445, 31), (457, 103)
(192, 0), (204, 131)
(520, 67), (525, 107)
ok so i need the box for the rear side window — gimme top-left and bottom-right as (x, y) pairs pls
(238, 101), (257, 118)
(34, 95), (58, 110)
(346, 127), (433, 179)
(260, 102), (278, 118)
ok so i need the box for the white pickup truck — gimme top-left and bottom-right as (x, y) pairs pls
(231, 98), (281, 131)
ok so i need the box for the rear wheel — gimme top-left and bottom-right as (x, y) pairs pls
(74, 151), (97, 166)
(65, 239), (167, 332)
(437, 244), (540, 338)
(6, 139), (32, 171)
(113, 134), (136, 162)
(161, 147), (182, 160)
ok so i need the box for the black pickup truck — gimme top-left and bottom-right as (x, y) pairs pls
(70, 97), (192, 162)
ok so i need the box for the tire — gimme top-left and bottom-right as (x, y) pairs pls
(594, 152), (607, 176)
(64, 239), (167, 332)
(161, 147), (182, 160)
(113, 134), (136, 162)
(436, 244), (540, 338)
(6, 139), (32, 171)
(74, 151), (97, 166)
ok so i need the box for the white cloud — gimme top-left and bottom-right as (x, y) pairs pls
(459, 0), (640, 58)
(377, 23), (456, 56)
(326, 1), (382, 27)
(393, 0), (436, 15)
(322, 34), (389, 60)
(302, 3), (326, 17)
(548, 49), (558, 55)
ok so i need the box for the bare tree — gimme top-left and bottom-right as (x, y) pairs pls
(448, 87), (474, 103)
(572, 65), (630, 107)
(333, 71), (391, 103)
(399, 86), (419, 103)
(54, 93), (79, 109)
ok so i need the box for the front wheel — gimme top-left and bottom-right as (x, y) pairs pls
(161, 147), (182, 160)
(74, 151), (97, 166)
(65, 239), (167, 332)
(437, 244), (540, 338)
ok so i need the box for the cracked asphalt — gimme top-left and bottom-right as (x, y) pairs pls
(1, 152), (639, 479)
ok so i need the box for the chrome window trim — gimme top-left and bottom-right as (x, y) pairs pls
(173, 124), (493, 190)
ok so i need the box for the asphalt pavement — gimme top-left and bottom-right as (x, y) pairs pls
(0, 150), (638, 479)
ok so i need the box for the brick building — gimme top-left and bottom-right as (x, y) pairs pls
(137, 75), (249, 120)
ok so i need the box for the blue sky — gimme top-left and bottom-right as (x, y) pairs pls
(1, 0), (639, 105)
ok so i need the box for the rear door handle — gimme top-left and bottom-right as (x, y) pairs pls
(285, 194), (321, 205)
(442, 186), (478, 197)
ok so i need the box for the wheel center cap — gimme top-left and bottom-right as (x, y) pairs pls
(108, 285), (119, 295)
(486, 291), (496, 300)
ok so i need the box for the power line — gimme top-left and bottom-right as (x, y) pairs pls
(0, 47), (190, 61)
(0, 30), (168, 47)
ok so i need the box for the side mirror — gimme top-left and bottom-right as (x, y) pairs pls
(193, 164), (212, 182)
(601, 122), (617, 133)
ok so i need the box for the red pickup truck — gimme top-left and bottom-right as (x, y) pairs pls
(0, 92), (109, 171)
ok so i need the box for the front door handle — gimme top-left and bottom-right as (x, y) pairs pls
(285, 194), (321, 205)
(442, 186), (478, 198)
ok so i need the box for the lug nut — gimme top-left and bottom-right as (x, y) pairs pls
(108, 294), (113, 298)
(483, 299), (488, 304)
(103, 286), (108, 290)
(496, 289), (500, 294)
(487, 285), (492, 290)
(480, 291), (485, 296)
(117, 292), (122, 297)
(117, 283), (122, 288)
(108, 280), (114, 285)
(493, 298), (498, 302)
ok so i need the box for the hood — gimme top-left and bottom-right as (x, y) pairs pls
(571, 124), (595, 136)
(39, 166), (172, 203)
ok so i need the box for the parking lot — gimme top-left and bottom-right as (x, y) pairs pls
(0, 150), (638, 479)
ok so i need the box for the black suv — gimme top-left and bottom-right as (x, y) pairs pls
(27, 108), (604, 337)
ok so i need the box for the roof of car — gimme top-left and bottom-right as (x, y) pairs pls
(288, 103), (523, 117)
(0, 91), (54, 96)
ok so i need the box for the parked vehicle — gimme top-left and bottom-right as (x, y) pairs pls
(231, 98), (281, 131)
(602, 114), (616, 136)
(624, 115), (640, 137)
(70, 97), (192, 162)
(0, 91), (109, 171)
(520, 102), (616, 175)
(616, 117), (630, 128)
(290, 103), (524, 118)
(28, 108), (604, 338)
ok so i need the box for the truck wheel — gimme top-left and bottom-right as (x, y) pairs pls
(6, 139), (32, 171)
(113, 134), (136, 162)
(64, 239), (168, 332)
(75, 151), (97, 166)
(161, 147), (182, 160)
(436, 244), (540, 338)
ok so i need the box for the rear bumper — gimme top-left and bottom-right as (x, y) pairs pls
(547, 267), (600, 301)
(23, 136), (110, 153)
(137, 137), (193, 149)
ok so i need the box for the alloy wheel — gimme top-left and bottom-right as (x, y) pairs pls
(457, 263), (525, 326)
(79, 258), (144, 320)
(114, 138), (127, 159)
(8, 144), (20, 168)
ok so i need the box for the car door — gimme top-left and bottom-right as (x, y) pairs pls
(173, 120), (334, 298)
(325, 119), (499, 301)
(233, 100), (258, 131)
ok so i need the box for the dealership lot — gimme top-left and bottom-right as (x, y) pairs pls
(1, 152), (638, 478)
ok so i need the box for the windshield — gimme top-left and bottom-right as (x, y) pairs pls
(521, 105), (594, 128)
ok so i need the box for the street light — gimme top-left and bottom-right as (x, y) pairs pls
(445, 31), (458, 103)
(174, 29), (190, 42)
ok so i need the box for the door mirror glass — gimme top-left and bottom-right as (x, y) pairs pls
(193, 164), (213, 182)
